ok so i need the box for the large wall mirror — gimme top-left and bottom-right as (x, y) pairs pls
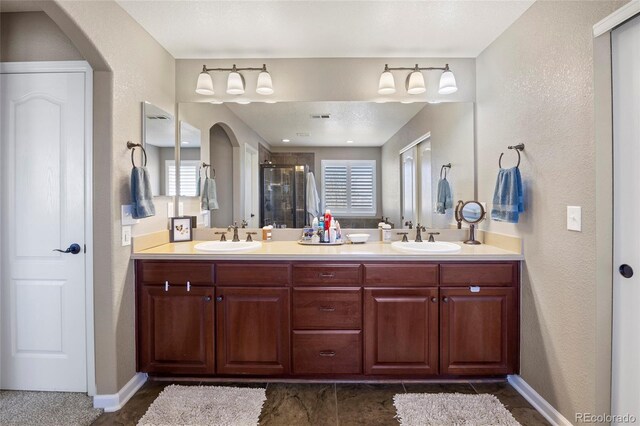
(177, 101), (475, 229)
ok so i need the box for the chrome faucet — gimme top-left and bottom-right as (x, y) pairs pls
(240, 219), (248, 229)
(228, 222), (240, 242)
(415, 224), (426, 242)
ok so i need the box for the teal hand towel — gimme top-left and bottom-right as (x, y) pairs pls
(436, 178), (453, 214)
(201, 177), (219, 210)
(491, 167), (524, 223)
(131, 166), (155, 219)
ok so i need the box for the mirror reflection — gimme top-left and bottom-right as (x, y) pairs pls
(178, 101), (475, 229)
(142, 102), (175, 197)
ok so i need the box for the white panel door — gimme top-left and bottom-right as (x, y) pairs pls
(1, 71), (87, 391)
(612, 15), (640, 423)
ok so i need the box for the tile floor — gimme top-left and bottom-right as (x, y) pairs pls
(92, 380), (550, 425)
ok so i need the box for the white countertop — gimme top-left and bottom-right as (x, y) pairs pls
(132, 240), (523, 261)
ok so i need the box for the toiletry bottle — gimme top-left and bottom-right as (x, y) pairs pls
(318, 216), (325, 243)
(324, 209), (332, 230)
(335, 220), (342, 242)
(381, 223), (392, 243)
(312, 217), (319, 233)
(329, 219), (337, 243)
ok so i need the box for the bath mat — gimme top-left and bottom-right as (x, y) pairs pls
(393, 392), (521, 426)
(0, 390), (102, 425)
(137, 384), (266, 426)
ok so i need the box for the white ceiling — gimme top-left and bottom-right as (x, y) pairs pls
(117, 1), (534, 59)
(225, 101), (427, 147)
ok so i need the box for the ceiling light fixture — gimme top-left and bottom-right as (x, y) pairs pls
(378, 63), (458, 96)
(346, 140), (354, 144)
(282, 139), (290, 143)
(195, 64), (274, 96)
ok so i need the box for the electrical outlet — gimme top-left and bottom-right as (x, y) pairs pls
(122, 226), (132, 246)
(567, 206), (581, 232)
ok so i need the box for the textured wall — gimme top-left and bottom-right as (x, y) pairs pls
(381, 103), (475, 227)
(0, 12), (83, 61)
(475, 0), (624, 419)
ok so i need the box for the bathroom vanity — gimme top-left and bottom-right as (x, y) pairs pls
(133, 241), (521, 379)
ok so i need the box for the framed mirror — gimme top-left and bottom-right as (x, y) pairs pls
(142, 102), (175, 198)
(177, 101), (475, 230)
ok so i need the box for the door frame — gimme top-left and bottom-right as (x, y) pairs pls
(0, 61), (95, 395)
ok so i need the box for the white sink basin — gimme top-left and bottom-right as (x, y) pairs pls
(194, 241), (262, 253)
(391, 241), (461, 254)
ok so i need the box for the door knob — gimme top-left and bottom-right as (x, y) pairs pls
(53, 243), (82, 255)
(619, 264), (634, 278)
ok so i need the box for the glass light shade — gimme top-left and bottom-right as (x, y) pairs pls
(378, 71), (396, 95)
(438, 70), (458, 95)
(256, 71), (274, 95)
(226, 71), (245, 95)
(406, 71), (426, 95)
(195, 72), (214, 95)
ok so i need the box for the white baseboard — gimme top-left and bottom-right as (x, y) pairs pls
(508, 375), (572, 426)
(93, 372), (148, 412)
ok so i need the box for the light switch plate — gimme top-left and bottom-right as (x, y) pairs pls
(121, 204), (139, 226)
(567, 206), (581, 232)
(122, 226), (132, 246)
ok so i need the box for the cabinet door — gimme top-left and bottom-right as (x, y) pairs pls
(216, 287), (290, 375)
(138, 286), (215, 374)
(440, 287), (518, 375)
(364, 288), (439, 375)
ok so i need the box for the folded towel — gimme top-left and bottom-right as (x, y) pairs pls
(306, 172), (320, 224)
(436, 178), (453, 214)
(201, 177), (219, 210)
(131, 166), (156, 219)
(491, 167), (524, 223)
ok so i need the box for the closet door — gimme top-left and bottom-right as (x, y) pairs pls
(1, 69), (88, 391)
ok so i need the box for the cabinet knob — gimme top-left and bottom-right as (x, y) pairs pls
(319, 351), (336, 357)
(204, 296), (212, 302)
(431, 297), (437, 303)
(216, 296), (223, 302)
(443, 297), (449, 303)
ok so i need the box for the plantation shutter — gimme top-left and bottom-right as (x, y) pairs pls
(166, 160), (200, 197)
(322, 160), (376, 216)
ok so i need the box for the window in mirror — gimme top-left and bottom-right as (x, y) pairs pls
(166, 160), (200, 197)
(321, 160), (376, 217)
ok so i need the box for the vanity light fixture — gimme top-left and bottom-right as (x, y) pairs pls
(195, 64), (274, 96)
(378, 63), (458, 96)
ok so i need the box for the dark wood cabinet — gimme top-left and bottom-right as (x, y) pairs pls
(138, 285), (215, 374)
(135, 259), (520, 379)
(364, 287), (439, 375)
(216, 287), (290, 375)
(440, 286), (518, 375)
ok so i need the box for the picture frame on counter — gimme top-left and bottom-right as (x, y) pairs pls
(170, 216), (193, 242)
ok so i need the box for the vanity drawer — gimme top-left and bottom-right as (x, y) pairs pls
(292, 264), (362, 286)
(364, 264), (438, 286)
(137, 261), (214, 286)
(292, 330), (362, 374)
(216, 263), (291, 286)
(293, 288), (362, 329)
(440, 263), (517, 286)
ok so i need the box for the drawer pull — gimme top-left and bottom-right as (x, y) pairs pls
(319, 350), (336, 357)
(164, 281), (169, 292)
(318, 306), (336, 312)
(187, 281), (191, 292)
(319, 273), (335, 279)
(469, 286), (480, 293)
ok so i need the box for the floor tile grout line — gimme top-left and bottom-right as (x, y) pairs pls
(334, 383), (339, 426)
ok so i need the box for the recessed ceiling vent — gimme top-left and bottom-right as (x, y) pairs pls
(146, 114), (171, 120)
(310, 114), (331, 119)
(296, 132), (310, 137)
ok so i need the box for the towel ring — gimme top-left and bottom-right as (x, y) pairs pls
(127, 141), (147, 168)
(202, 163), (215, 179)
(440, 163), (451, 179)
(499, 144), (525, 168)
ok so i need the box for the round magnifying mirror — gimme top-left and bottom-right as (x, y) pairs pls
(460, 201), (485, 245)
